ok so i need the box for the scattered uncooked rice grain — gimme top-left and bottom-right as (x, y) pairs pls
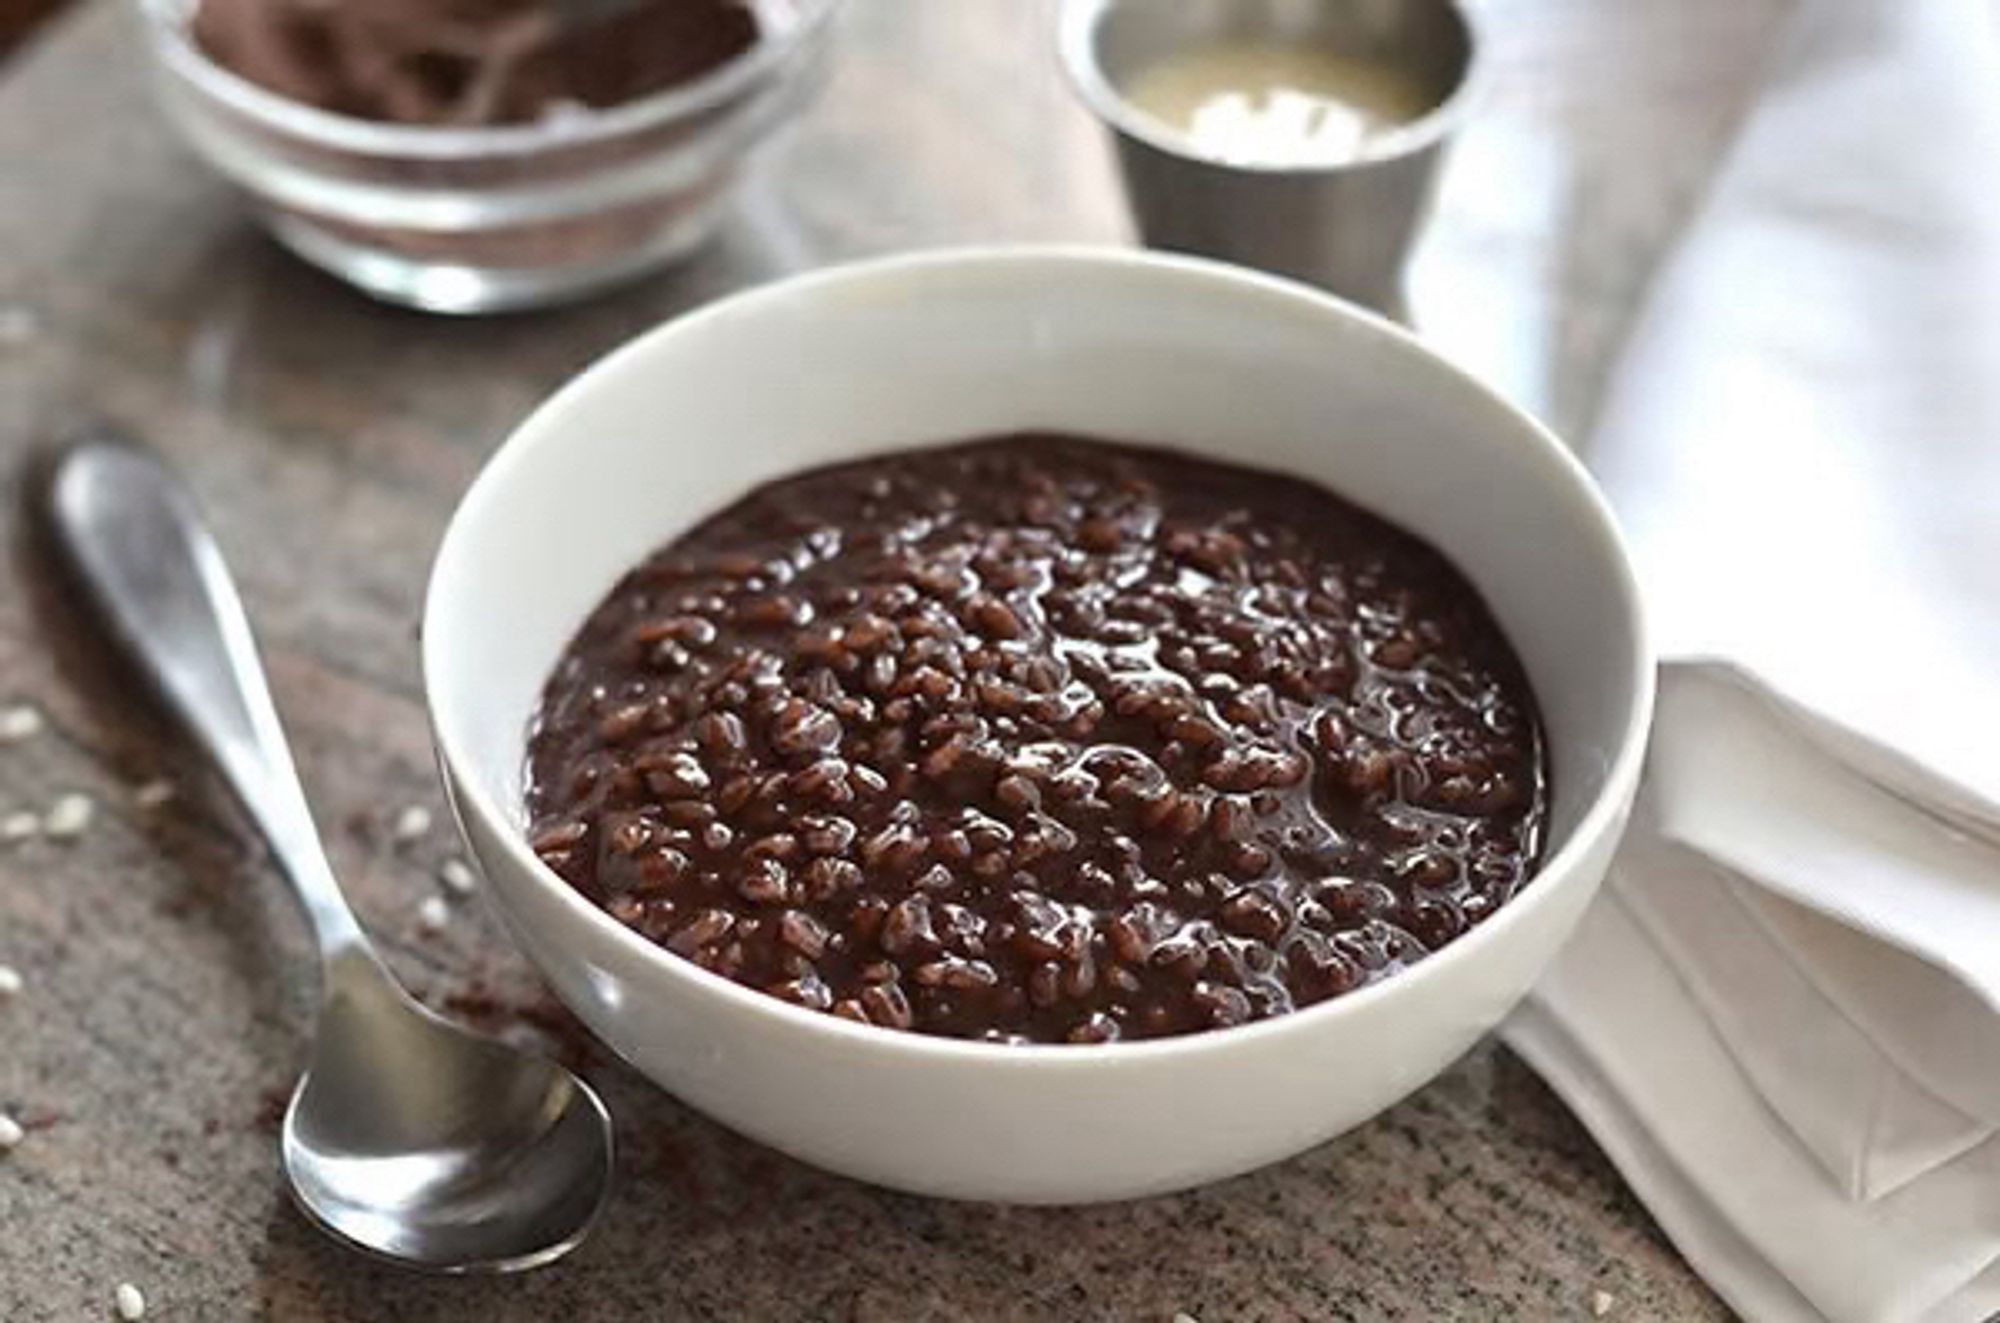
(134, 779), (177, 810)
(438, 857), (478, 897)
(0, 1112), (22, 1150)
(1174, 1314), (1201, 1323)
(0, 964), (20, 998)
(0, 704), (42, 744)
(417, 896), (450, 934)
(1592, 1289), (1616, 1317)
(43, 792), (94, 840)
(0, 811), (36, 843)
(392, 804), (433, 844)
(116, 1281), (146, 1320)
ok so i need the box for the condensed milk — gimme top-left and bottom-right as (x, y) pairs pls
(1121, 39), (1439, 167)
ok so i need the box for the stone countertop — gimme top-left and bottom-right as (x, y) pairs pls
(0, 1), (1782, 1318)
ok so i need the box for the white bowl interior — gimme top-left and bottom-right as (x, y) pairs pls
(430, 250), (1638, 859)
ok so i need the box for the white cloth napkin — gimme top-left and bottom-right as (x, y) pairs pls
(1497, 1), (2000, 1319)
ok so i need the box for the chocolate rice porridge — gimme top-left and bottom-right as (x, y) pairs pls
(525, 434), (1547, 1044)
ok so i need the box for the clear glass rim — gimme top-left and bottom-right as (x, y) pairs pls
(136, 0), (839, 161)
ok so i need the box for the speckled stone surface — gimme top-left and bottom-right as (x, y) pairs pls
(0, 1), (1786, 1318)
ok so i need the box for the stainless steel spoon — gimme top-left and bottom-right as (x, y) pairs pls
(45, 438), (614, 1273)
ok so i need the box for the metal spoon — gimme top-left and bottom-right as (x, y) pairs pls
(44, 438), (614, 1273)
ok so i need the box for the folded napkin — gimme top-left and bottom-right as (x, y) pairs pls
(1498, 1), (2000, 1319)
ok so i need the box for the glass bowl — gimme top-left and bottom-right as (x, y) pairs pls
(133, 0), (839, 313)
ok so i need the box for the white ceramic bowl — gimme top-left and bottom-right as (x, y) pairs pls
(424, 247), (1652, 1204)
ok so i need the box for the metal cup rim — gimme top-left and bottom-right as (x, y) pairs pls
(1055, 0), (1484, 175)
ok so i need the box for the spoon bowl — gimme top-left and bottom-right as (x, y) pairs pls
(282, 953), (614, 1272)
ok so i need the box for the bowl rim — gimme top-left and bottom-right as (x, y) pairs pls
(1054, 0), (1486, 175)
(134, 0), (840, 161)
(423, 244), (1654, 1069)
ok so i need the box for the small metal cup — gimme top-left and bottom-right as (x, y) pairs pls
(1060, 0), (1477, 318)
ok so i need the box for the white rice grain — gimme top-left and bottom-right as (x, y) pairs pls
(0, 704), (42, 744)
(417, 895), (450, 934)
(134, 779), (177, 810)
(43, 793), (95, 840)
(392, 804), (433, 844)
(438, 857), (478, 897)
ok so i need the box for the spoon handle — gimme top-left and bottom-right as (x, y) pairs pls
(46, 438), (367, 959)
